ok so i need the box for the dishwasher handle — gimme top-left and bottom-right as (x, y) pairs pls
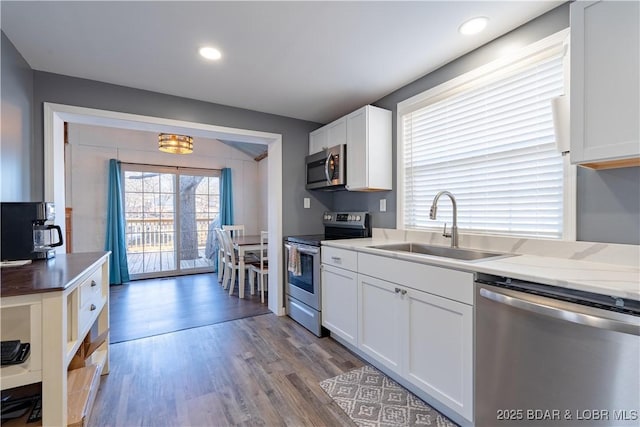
(479, 287), (640, 336)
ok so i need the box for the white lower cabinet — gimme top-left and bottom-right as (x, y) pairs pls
(358, 253), (473, 421)
(321, 263), (358, 346)
(404, 288), (473, 421)
(321, 246), (475, 423)
(357, 275), (404, 374)
(357, 272), (473, 422)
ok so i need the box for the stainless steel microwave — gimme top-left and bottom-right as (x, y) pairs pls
(305, 144), (346, 190)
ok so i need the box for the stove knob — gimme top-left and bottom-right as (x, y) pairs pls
(356, 215), (361, 221)
(348, 215), (353, 221)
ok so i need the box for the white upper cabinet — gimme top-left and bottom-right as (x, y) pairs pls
(327, 117), (347, 147)
(570, 0), (640, 169)
(309, 127), (328, 155)
(345, 105), (392, 191)
(308, 105), (392, 190)
(309, 117), (347, 155)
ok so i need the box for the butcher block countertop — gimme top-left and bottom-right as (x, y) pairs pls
(1, 252), (110, 297)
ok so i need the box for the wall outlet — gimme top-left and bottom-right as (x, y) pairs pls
(304, 197), (310, 209)
(380, 198), (387, 212)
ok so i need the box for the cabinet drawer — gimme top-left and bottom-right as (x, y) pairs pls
(78, 295), (105, 336)
(358, 253), (474, 305)
(79, 269), (103, 308)
(322, 246), (357, 271)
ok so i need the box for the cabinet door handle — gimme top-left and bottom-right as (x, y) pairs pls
(91, 280), (97, 287)
(90, 304), (97, 311)
(400, 289), (407, 295)
(394, 287), (401, 293)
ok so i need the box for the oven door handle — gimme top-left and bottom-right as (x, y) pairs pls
(285, 243), (319, 256)
(479, 287), (640, 336)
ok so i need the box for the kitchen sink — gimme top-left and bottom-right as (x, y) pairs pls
(368, 242), (511, 261)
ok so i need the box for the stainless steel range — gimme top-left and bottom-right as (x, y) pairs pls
(284, 211), (370, 336)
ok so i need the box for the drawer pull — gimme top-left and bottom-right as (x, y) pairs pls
(331, 256), (342, 262)
(90, 304), (97, 311)
(91, 280), (97, 287)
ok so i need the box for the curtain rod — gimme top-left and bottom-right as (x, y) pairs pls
(119, 161), (223, 172)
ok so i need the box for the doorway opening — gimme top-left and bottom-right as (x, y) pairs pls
(44, 102), (285, 315)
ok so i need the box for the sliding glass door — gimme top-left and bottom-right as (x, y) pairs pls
(122, 164), (220, 279)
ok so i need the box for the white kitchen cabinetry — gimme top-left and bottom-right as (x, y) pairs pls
(327, 118), (347, 147)
(309, 127), (328, 155)
(404, 287), (473, 421)
(570, 0), (640, 169)
(308, 105), (392, 190)
(308, 117), (346, 155)
(345, 105), (392, 191)
(358, 275), (404, 374)
(321, 247), (358, 346)
(357, 251), (474, 422)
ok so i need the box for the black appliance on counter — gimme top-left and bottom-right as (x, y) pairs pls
(284, 211), (370, 336)
(1, 202), (63, 261)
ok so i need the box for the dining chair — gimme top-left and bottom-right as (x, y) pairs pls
(248, 231), (268, 303)
(219, 228), (255, 297)
(222, 224), (245, 238)
(214, 228), (226, 284)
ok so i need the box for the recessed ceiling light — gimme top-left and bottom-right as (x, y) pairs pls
(459, 17), (489, 35)
(199, 47), (222, 60)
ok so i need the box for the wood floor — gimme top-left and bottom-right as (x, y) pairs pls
(90, 313), (365, 426)
(109, 273), (270, 343)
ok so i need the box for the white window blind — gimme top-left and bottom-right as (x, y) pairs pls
(402, 41), (566, 239)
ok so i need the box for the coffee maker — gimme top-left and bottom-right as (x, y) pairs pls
(1, 202), (63, 261)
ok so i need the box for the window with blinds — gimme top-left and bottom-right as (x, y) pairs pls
(400, 33), (569, 239)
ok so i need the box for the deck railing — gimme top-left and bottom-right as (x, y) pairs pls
(125, 218), (213, 252)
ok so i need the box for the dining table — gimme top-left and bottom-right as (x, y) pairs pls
(233, 234), (267, 299)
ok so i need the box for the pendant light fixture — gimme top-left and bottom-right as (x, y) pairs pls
(158, 133), (193, 154)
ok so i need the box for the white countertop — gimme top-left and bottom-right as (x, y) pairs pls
(322, 237), (640, 301)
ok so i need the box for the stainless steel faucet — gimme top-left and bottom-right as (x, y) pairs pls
(429, 191), (458, 248)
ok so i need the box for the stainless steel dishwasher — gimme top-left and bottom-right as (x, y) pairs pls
(475, 274), (640, 427)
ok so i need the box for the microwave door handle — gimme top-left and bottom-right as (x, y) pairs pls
(324, 154), (332, 183)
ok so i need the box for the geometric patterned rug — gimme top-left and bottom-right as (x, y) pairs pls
(320, 365), (458, 427)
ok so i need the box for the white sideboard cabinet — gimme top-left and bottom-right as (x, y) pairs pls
(570, 0), (640, 169)
(0, 252), (110, 426)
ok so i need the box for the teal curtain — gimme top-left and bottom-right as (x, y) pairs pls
(105, 159), (130, 285)
(220, 168), (234, 226)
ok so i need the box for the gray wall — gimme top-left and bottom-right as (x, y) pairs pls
(332, 3), (640, 245)
(577, 168), (640, 245)
(30, 71), (330, 237)
(1, 32), (34, 201)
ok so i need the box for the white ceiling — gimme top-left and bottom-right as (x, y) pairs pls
(1, 1), (562, 124)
